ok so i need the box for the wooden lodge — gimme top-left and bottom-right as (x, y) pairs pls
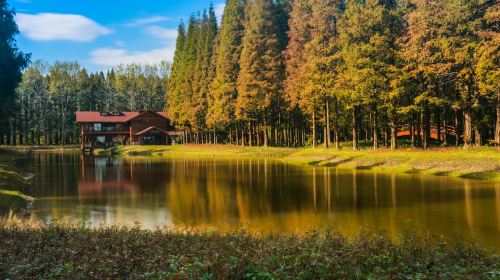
(76, 111), (182, 153)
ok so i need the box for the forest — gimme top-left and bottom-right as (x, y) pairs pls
(1, 61), (169, 145)
(1, 0), (499, 149)
(167, 0), (499, 149)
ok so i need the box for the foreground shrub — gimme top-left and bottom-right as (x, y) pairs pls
(0, 224), (498, 279)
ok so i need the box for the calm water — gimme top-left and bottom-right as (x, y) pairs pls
(26, 152), (499, 250)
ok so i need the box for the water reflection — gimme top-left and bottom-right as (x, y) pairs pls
(29, 152), (500, 250)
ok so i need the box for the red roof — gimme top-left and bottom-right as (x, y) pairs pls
(76, 111), (170, 123)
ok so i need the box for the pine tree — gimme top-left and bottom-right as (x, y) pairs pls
(192, 6), (218, 136)
(192, 10), (209, 132)
(283, 0), (313, 147)
(236, 0), (285, 146)
(338, 0), (401, 150)
(178, 15), (201, 128)
(167, 22), (187, 125)
(301, 0), (343, 148)
(475, 1), (499, 145)
(207, 0), (245, 133)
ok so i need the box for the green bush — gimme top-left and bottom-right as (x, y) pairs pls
(0, 224), (497, 279)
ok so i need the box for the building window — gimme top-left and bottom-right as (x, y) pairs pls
(94, 123), (102, 132)
(96, 136), (106, 144)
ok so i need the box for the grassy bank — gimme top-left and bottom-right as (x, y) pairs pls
(102, 145), (500, 180)
(0, 149), (33, 213)
(0, 222), (498, 279)
(0, 145), (80, 152)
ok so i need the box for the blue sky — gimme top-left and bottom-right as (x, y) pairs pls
(9, 0), (225, 72)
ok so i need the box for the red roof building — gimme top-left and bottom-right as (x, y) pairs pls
(76, 111), (181, 153)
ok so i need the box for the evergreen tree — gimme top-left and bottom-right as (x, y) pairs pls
(167, 22), (187, 125)
(192, 6), (218, 135)
(301, 0), (343, 148)
(236, 0), (285, 146)
(475, 0), (499, 145)
(284, 0), (313, 110)
(0, 0), (30, 139)
(207, 0), (245, 133)
(338, 0), (402, 150)
(177, 15), (201, 128)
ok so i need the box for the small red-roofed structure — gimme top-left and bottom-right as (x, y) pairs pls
(76, 111), (181, 153)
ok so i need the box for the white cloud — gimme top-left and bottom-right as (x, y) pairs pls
(16, 13), (111, 42)
(145, 26), (178, 41)
(89, 47), (175, 67)
(125, 16), (170, 27)
(214, 3), (225, 21)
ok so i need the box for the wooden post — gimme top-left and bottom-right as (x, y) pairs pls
(129, 125), (133, 145)
(81, 125), (84, 151)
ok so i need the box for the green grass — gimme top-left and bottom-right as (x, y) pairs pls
(0, 221), (498, 279)
(100, 144), (500, 181)
(0, 149), (33, 214)
(0, 145), (80, 152)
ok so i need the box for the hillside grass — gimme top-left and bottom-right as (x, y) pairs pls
(100, 144), (500, 181)
(0, 220), (498, 279)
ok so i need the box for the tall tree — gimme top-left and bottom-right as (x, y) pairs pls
(236, 0), (285, 146)
(178, 15), (201, 128)
(167, 22), (187, 126)
(207, 0), (245, 133)
(284, 0), (314, 147)
(16, 61), (49, 145)
(192, 6), (218, 136)
(0, 0), (30, 141)
(48, 62), (80, 145)
(339, 0), (403, 150)
(301, 0), (343, 148)
(475, 0), (499, 145)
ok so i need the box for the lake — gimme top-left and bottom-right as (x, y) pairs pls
(26, 151), (499, 250)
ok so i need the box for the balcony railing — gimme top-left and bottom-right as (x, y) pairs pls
(83, 125), (129, 133)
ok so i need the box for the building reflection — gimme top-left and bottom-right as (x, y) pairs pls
(79, 155), (138, 196)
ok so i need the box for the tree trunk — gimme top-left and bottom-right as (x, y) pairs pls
(61, 113), (66, 146)
(495, 93), (500, 146)
(422, 106), (430, 149)
(334, 129), (340, 150)
(416, 112), (421, 147)
(443, 107), (448, 146)
(235, 125), (239, 146)
(332, 97), (340, 150)
(464, 108), (472, 147)
(474, 126), (482, 147)
(455, 110), (460, 146)
(312, 109), (317, 148)
(372, 105), (378, 150)
(352, 106), (359, 151)
(410, 112), (415, 148)
(263, 125), (268, 147)
(436, 107), (441, 144)
(248, 121), (252, 147)
(325, 98), (330, 148)
(390, 120), (397, 150)
(286, 118), (291, 147)
(9, 120), (14, 146)
(383, 129), (388, 147)
(241, 125), (246, 146)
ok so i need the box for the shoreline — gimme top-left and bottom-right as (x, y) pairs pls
(0, 149), (34, 213)
(99, 145), (500, 181)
